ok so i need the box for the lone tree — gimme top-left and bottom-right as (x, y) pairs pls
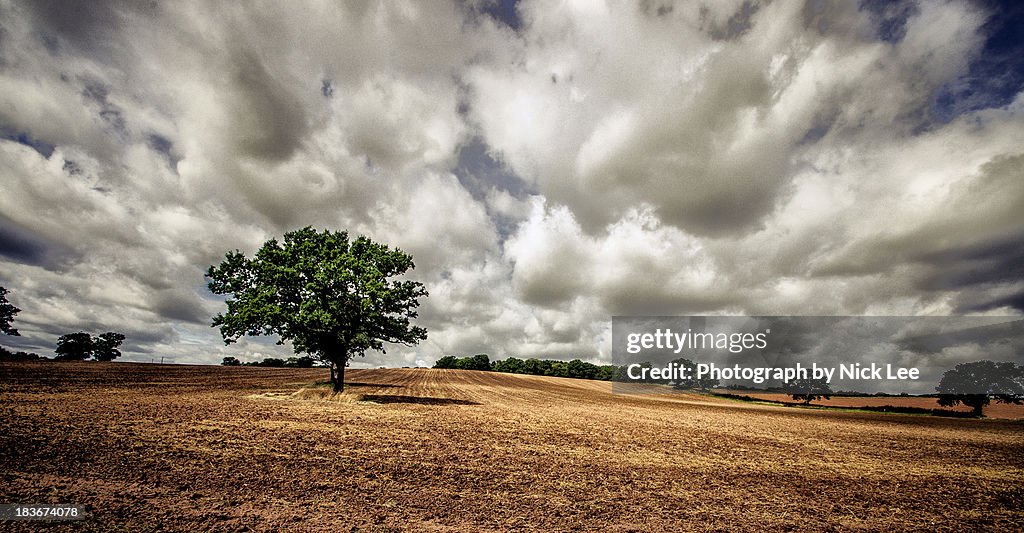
(936, 360), (1024, 417)
(206, 227), (428, 392)
(0, 286), (20, 336)
(785, 377), (833, 405)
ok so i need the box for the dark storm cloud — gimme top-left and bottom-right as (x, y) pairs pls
(919, 232), (1024, 292)
(22, 0), (124, 53)
(970, 292), (1024, 313)
(894, 317), (1024, 354)
(228, 52), (311, 162)
(0, 215), (77, 270)
(152, 289), (209, 325)
(599, 284), (741, 317)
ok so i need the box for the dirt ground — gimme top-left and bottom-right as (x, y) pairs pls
(1, 362), (1022, 531)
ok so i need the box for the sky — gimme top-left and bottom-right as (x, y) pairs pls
(1, 0), (1023, 367)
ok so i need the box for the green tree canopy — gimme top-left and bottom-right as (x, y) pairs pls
(936, 360), (1024, 417)
(0, 286), (20, 336)
(455, 354), (491, 371)
(433, 355), (459, 369)
(492, 356), (525, 374)
(522, 358), (550, 375)
(439, 355), (621, 382)
(206, 227), (428, 392)
(565, 359), (599, 380)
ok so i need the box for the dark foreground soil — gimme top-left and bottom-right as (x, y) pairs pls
(1, 362), (1022, 531)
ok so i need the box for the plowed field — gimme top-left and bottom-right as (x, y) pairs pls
(1, 362), (1022, 531)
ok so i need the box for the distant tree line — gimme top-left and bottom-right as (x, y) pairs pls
(433, 354), (620, 382)
(0, 346), (41, 361)
(221, 356), (318, 368)
(1, 286), (128, 363)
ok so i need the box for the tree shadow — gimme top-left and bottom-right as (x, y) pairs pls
(360, 394), (479, 406)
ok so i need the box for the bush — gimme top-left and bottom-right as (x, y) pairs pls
(0, 346), (40, 361)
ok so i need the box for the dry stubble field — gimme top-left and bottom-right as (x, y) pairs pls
(1, 361), (1022, 531)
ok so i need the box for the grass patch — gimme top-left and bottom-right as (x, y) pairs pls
(291, 387), (365, 402)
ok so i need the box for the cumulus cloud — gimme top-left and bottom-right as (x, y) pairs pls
(0, 0), (1021, 367)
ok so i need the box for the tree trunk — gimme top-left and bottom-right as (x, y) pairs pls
(329, 363), (336, 387)
(973, 403), (984, 417)
(333, 361), (345, 393)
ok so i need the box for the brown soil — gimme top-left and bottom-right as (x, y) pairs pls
(1, 362), (1022, 531)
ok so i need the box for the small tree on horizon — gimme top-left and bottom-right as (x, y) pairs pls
(786, 377), (833, 405)
(206, 227), (428, 392)
(93, 332), (126, 361)
(54, 331), (125, 361)
(936, 361), (1024, 417)
(54, 332), (94, 361)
